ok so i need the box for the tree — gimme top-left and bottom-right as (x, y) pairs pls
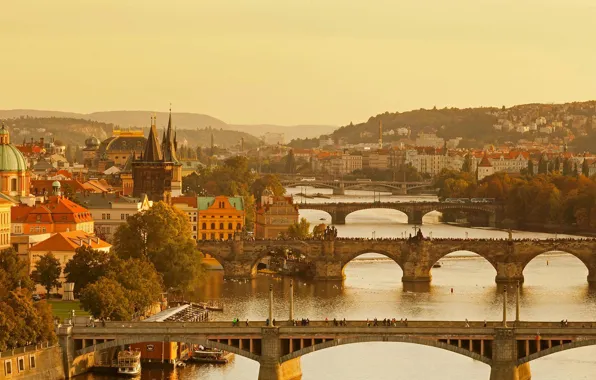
(0, 248), (34, 297)
(113, 202), (203, 291)
(285, 149), (297, 174)
(79, 278), (133, 320)
(461, 154), (472, 173)
(64, 247), (116, 297)
(251, 174), (286, 202)
(527, 159), (534, 176)
(562, 158), (572, 176)
(553, 156), (561, 173)
(582, 157), (590, 177)
(31, 253), (61, 296)
(312, 224), (326, 239)
(286, 218), (312, 239)
(538, 155), (548, 174)
(108, 259), (163, 317)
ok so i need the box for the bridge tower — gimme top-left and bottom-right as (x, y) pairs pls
(258, 328), (302, 380)
(490, 328), (531, 380)
(332, 182), (345, 195)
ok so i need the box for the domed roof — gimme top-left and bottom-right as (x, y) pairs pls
(52, 181), (61, 188)
(85, 136), (100, 148)
(0, 143), (28, 172)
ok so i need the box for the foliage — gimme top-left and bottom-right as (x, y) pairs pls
(0, 248), (34, 298)
(113, 202), (203, 292)
(285, 149), (297, 174)
(64, 247), (117, 297)
(312, 223), (326, 239)
(108, 259), (163, 316)
(286, 218), (312, 239)
(251, 174), (286, 201)
(350, 165), (422, 182)
(79, 278), (133, 320)
(31, 252), (62, 296)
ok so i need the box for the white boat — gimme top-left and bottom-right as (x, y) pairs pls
(117, 350), (141, 376)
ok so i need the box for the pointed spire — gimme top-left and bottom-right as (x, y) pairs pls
(162, 105), (178, 162)
(142, 115), (163, 162)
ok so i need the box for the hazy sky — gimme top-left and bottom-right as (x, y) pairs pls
(1, 0), (595, 125)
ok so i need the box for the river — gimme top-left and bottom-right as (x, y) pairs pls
(85, 188), (596, 380)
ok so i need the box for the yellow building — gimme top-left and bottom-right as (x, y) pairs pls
(172, 196), (198, 240)
(97, 127), (147, 167)
(0, 199), (11, 249)
(197, 196), (244, 241)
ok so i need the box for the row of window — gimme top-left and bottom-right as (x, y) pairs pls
(101, 214), (130, 220)
(4, 354), (36, 376)
(200, 223), (242, 230)
(201, 233), (234, 240)
(201, 215), (241, 219)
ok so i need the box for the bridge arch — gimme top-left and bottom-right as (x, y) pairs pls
(341, 250), (404, 280)
(518, 338), (596, 366)
(279, 335), (492, 365)
(419, 205), (497, 227)
(521, 249), (594, 283)
(74, 335), (260, 363)
(344, 208), (409, 224)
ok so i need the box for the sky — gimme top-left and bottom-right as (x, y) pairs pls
(1, 0), (595, 126)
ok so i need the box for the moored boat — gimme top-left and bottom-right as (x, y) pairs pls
(189, 347), (232, 364)
(117, 350), (141, 376)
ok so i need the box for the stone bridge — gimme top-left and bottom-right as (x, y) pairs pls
(197, 238), (596, 284)
(296, 201), (503, 225)
(58, 320), (596, 380)
(281, 180), (433, 195)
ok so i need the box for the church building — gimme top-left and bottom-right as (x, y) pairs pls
(132, 112), (182, 203)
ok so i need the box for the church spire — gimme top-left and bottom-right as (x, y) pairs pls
(162, 105), (178, 162)
(143, 115), (163, 162)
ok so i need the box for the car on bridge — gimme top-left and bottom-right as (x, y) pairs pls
(444, 198), (470, 203)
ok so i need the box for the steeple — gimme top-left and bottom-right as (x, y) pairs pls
(0, 123), (9, 145)
(162, 106), (178, 162)
(143, 115), (163, 162)
(378, 120), (383, 149)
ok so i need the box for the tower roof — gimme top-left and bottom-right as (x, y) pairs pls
(162, 108), (179, 162)
(478, 153), (492, 167)
(143, 121), (163, 162)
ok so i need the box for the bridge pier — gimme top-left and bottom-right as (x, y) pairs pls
(332, 188), (345, 195)
(332, 212), (347, 225)
(313, 260), (344, 281)
(495, 263), (524, 284)
(407, 210), (423, 225)
(258, 328), (302, 380)
(222, 261), (257, 280)
(490, 328), (531, 380)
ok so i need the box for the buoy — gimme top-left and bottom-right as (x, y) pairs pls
(547, 260), (549, 266)
(450, 288), (454, 294)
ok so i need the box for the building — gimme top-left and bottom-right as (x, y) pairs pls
(477, 154), (494, 180)
(132, 113), (182, 203)
(172, 196), (198, 240)
(325, 153), (363, 176)
(197, 196), (245, 240)
(415, 132), (444, 148)
(255, 191), (299, 239)
(28, 231), (111, 295)
(96, 127), (147, 168)
(11, 188), (95, 235)
(82, 136), (100, 168)
(362, 150), (390, 170)
(0, 199), (11, 250)
(0, 123), (31, 197)
(76, 193), (153, 242)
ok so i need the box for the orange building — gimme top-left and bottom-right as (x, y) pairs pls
(255, 191), (299, 239)
(11, 194), (95, 235)
(0, 123), (31, 197)
(197, 196), (245, 241)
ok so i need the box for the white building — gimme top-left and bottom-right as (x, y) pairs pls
(415, 132), (444, 148)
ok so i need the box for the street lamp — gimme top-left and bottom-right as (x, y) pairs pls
(465, 231), (468, 239)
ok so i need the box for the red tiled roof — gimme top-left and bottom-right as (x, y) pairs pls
(30, 231), (111, 252)
(172, 196), (198, 208)
(11, 196), (93, 224)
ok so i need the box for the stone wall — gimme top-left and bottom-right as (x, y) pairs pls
(0, 345), (64, 380)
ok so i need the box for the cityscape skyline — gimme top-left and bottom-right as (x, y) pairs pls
(1, 0), (595, 125)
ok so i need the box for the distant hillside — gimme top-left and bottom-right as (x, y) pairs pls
(0, 116), (260, 148)
(0, 110), (337, 140)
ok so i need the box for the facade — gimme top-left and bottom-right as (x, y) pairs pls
(11, 191), (95, 236)
(132, 113), (182, 203)
(0, 199), (11, 250)
(477, 154), (495, 180)
(321, 153), (363, 176)
(97, 127), (147, 168)
(76, 193), (153, 241)
(197, 196), (245, 241)
(172, 196), (198, 240)
(255, 193), (299, 239)
(362, 150), (390, 170)
(28, 231), (111, 294)
(0, 124), (31, 197)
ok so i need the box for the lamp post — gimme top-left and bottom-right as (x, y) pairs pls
(289, 280), (294, 321)
(269, 284), (273, 326)
(515, 282), (521, 323)
(502, 288), (508, 328)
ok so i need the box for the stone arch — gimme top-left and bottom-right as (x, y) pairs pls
(518, 339), (596, 365)
(341, 250), (404, 277)
(343, 208), (410, 224)
(248, 242), (314, 275)
(74, 335), (260, 363)
(279, 335), (491, 365)
(343, 183), (399, 192)
(297, 208), (333, 221)
(426, 246), (500, 274)
(520, 248), (593, 283)
(420, 205), (497, 226)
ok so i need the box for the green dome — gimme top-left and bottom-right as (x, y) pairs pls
(0, 144), (28, 172)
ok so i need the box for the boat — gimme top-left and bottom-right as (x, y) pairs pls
(432, 262), (442, 268)
(176, 361), (186, 368)
(117, 350), (141, 376)
(189, 347), (231, 364)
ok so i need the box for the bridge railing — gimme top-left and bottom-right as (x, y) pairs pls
(0, 342), (53, 358)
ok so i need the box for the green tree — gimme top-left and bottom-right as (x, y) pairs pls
(79, 278), (133, 320)
(527, 159), (534, 176)
(312, 223), (326, 239)
(31, 252), (62, 297)
(461, 154), (472, 173)
(562, 158), (572, 176)
(0, 248), (34, 297)
(113, 202), (203, 291)
(538, 155), (548, 174)
(108, 259), (163, 317)
(286, 218), (312, 239)
(582, 157), (590, 177)
(64, 247), (116, 297)
(285, 149), (297, 174)
(251, 174), (286, 202)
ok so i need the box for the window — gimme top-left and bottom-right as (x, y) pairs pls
(10, 178), (17, 191)
(18, 357), (25, 372)
(219, 223), (224, 230)
(4, 360), (12, 375)
(202, 223), (206, 229)
(192, 226), (197, 231)
(106, 214), (111, 220)
(101, 213), (106, 220)
(219, 233), (224, 239)
(210, 233), (215, 239)
(201, 233), (206, 240)
(228, 233), (233, 240)
(228, 223), (232, 229)
(193, 216), (197, 222)
(121, 214), (125, 220)
(210, 223), (215, 229)
(236, 223), (242, 230)
(29, 355), (36, 369)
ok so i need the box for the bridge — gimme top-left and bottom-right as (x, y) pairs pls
(296, 201), (503, 225)
(281, 179), (433, 195)
(197, 238), (596, 284)
(59, 318), (596, 380)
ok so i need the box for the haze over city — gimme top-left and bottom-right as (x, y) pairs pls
(1, 0), (595, 125)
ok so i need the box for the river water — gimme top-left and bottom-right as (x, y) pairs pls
(85, 189), (596, 380)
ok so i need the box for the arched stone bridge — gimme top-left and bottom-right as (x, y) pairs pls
(296, 201), (503, 226)
(59, 320), (596, 380)
(197, 238), (596, 284)
(281, 179), (433, 195)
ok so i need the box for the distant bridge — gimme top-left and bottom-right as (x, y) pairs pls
(296, 201), (503, 225)
(60, 319), (596, 380)
(197, 238), (596, 285)
(281, 179), (434, 195)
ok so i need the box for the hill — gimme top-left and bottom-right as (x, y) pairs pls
(0, 110), (337, 140)
(0, 116), (261, 148)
